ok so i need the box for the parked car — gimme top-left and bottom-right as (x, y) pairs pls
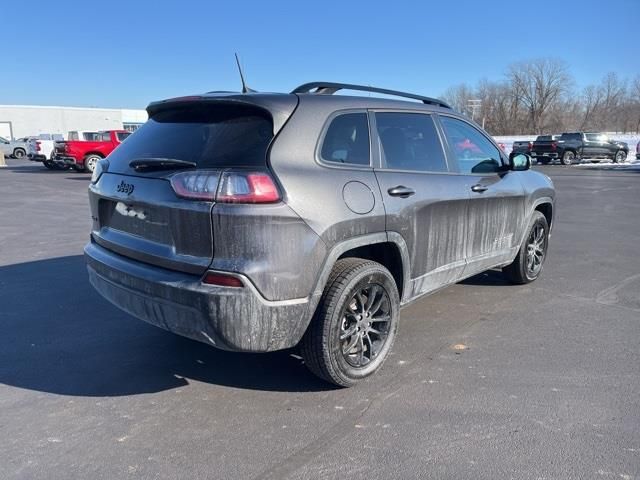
(85, 82), (555, 386)
(531, 132), (628, 165)
(510, 140), (533, 159)
(53, 130), (130, 172)
(0, 135), (29, 159)
(27, 133), (64, 167)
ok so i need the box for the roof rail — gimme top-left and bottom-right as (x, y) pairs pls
(291, 82), (451, 109)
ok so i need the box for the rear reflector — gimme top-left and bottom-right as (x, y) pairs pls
(202, 272), (244, 288)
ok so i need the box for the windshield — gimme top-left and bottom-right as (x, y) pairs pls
(107, 104), (273, 169)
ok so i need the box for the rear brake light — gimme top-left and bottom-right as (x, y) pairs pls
(202, 271), (244, 287)
(36, 141), (41, 152)
(551, 141), (557, 151)
(170, 171), (280, 204)
(217, 172), (280, 204)
(528, 142), (532, 151)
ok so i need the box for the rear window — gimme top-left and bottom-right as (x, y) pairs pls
(107, 104), (273, 169)
(320, 112), (370, 166)
(561, 133), (581, 141)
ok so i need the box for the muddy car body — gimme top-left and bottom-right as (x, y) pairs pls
(85, 82), (555, 386)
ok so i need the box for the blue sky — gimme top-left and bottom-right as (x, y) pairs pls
(1, 0), (637, 108)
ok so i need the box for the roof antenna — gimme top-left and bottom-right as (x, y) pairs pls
(235, 53), (255, 93)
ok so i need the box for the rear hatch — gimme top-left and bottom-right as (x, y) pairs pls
(89, 94), (298, 275)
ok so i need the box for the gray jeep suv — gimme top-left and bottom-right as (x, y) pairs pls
(85, 82), (555, 387)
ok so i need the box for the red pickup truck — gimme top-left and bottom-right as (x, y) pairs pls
(53, 130), (130, 172)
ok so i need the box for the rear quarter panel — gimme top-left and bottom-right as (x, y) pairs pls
(518, 169), (556, 239)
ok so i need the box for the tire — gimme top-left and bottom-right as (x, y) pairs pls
(83, 154), (102, 173)
(561, 150), (575, 165)
(43, 160), (56, 170)
(613, 150), (627, 163)
(301, 258), (400, 387)
(503, 211), (549, 285)
(13, 148), (26, 159)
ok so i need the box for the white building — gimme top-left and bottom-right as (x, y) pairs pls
(0, 105), (148, 140)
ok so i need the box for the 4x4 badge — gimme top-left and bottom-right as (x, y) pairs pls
(116, 180), (134, 195)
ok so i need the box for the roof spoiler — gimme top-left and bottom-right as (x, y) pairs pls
(291, 82), (451, 109)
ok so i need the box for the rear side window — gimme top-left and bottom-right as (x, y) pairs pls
(116, 132), (131, 142)
(106, 104), (273, 169)
(561, 133), (581, 141)
(320, 113), (370, 166)
(440, 116), (503, 174)
(375, 112), (448, 172)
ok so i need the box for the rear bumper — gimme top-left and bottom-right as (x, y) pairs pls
(84, 241), (311, 352)
(531, 152), (559, 159)
(28, 153), (46, 161)
(53, 155), (79, 167)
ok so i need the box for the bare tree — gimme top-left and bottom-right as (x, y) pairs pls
(440, 59), (640, 135)
(579, 84), (604, 130)
(507, 59), (572, 134)
(441, 83), (474, 116)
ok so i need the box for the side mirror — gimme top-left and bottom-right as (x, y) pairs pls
(510, 153), (531, 171)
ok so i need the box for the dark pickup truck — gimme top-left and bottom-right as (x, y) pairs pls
(531, 132), (628, 165)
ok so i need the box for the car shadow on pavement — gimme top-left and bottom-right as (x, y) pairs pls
(460, 269), (512, 287)
(0, 255), (332, 396)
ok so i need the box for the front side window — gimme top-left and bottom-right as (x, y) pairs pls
(375, 112), (448, 172)
(440, 116), (503, 174)
(320, 112), (370, 166)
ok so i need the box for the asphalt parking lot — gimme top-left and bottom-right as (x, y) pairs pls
(1, 159), (639, 479)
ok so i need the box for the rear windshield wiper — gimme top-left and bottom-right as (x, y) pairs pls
(129, 158), (197, 172)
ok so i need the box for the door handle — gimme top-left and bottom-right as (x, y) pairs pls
(387, 185), (415, 198)
(471, 184), (488, 193)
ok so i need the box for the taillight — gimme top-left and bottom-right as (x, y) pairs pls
(217, 171), (280, 204)
(170, 171), (219, 201)
(528, 142), (533, 151)
(202, 271), (244, 287)
(35, 141), (41, 152)
(551, 141), (557, 151)
(170, 170), (280, 204)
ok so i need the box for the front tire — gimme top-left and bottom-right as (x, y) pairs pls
(561, 151), (575, 165)
(301, 258), (400, 387)
(614, 150), (627, 163)
(503, 211), (549, 284)
(13, 148), (26, 159)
